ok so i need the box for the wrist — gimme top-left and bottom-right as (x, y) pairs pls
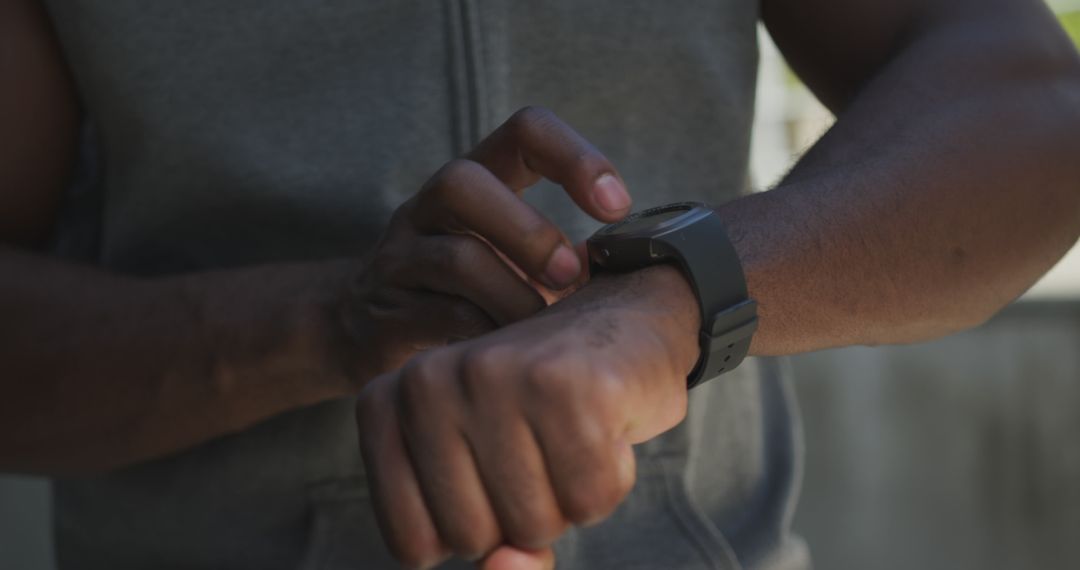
(634, 264), (705, 377)
(710, 192), (794, 357)
(181, 260), (372, 419)
(584, 202), (759, 383)
(324, 260), (388, 391)
(314, 259), (383, 393)
(574, 264), (702, 377)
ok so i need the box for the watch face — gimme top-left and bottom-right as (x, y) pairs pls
(595, 202), (707, 237)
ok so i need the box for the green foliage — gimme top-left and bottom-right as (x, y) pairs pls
(1061, 11), (1080, 48)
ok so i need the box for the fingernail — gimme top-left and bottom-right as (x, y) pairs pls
(544, 245), (582, 289)
(594, 174), (631, 214)
(485, 547), (553, 570)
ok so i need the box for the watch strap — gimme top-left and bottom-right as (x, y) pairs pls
(651, 212), (757, 388)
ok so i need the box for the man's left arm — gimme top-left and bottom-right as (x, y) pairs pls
(738, 0), (1080, 355)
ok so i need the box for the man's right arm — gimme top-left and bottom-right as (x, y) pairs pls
(1, 0), (631, 477)
(1, 251), (370, 475)
(0, 0), (372, 476)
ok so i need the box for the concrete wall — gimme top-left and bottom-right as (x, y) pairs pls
(792, 301), (1080, 569)
(1, 301), (1078, 569)
(0, 476), (53, 569)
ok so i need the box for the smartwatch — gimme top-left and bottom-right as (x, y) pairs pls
(586, 202), (757, 389)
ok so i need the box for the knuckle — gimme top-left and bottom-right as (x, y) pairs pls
(459, 347), (499, 379)
(570, 149), (610, 178)
(507, 107), (608, 179)
(564, 468), (626, 525)
(523, 357), (575, 399)
(504, 510), (567, 550)
(423, 159), (481, 205)
(531, 520), (568, 549)
(444, 525), (499, 561)
(387, 534), (442, 570)
(432, 234), (484, 273)
(507, 105), (555, 138)
(397, 358), (441, 420)
(666, 387), (690, 421)
(435, 158), (481, 187)
(557, 433), (628, 524)
(355, 377), (393, 431)
(519, 221), (563, 258)
(458, 346), (509, 400)
(613, 445), (637, 499)
(429, 236), (467, 272)
(549, 396), (636, 525)
(446, 299), (495, 337)
(588, 365), (631, 413)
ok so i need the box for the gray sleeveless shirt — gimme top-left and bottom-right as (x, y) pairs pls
(43, 1), (808, 568)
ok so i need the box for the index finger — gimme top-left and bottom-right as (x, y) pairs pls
(467, 106), (632, 223)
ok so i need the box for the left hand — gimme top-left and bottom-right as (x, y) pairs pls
(355, 265), (701, 569)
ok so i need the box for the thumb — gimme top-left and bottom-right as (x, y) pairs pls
(480, 545), (555, 570)
(545, 241), (592, 304)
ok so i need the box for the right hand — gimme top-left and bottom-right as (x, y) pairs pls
(341, 107), (633, 374)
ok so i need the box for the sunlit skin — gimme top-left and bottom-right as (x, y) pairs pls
(2, 0), (1080, 569)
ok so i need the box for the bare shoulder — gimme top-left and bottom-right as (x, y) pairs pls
(759, 0), (929, 110)
(760, 0), (1070, 111)
(0, 0), (79, 247)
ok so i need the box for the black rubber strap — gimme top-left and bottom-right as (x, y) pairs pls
(652, 213), (757, 388)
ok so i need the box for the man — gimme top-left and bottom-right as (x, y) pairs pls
(2, 0), (1078, 568)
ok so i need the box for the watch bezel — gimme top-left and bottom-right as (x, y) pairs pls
(592, 201), (711, 240)
(588, 202), (714, 272)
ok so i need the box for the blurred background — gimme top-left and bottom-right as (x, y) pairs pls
(3, 3), (1079, 569)
(754, 1), (1080, 567)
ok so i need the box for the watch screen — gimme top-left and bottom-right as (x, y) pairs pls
(599, 203), (699, 236)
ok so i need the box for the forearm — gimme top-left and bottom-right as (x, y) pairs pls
(0, 248), (365, 475)
(724, 10), (1080, 355)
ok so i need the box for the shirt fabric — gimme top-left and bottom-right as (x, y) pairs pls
(42, 1), (809, 568)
